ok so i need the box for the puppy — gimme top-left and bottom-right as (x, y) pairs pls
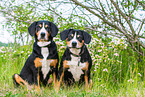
(58, 29), (92, 90)
(12, 20), (59, 91)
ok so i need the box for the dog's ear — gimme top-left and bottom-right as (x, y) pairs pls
(28, 21), (37, 36)
(60, 29), (72, 41)
(50, 22), (58, 37)
(82, 31), (91, 44)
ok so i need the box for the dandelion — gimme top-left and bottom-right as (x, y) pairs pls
(103, 68), (108, 72)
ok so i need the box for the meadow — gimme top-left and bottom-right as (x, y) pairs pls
(0, 35), (145, 97)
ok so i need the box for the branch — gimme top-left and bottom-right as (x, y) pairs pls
(110, 0), (136, 36)
(136, 0), (145, 9)
(71, 0), (129, 36)
(138, 18), (145, 36)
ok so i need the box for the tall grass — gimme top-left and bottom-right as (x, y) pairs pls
(0, 36), (145, 96)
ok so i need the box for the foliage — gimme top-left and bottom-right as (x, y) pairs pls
(0, 42), (8, 46)
(0, 0), (145, 55)
(0, 36), (145, 96)
(0, 0), (145, 96)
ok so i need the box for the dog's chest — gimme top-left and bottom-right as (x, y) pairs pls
(67, 55), (86, 81)
(41, 47), (52, 79)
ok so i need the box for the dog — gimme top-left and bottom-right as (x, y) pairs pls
(12, 20), (59, 91)
(57, 29), (92, 91)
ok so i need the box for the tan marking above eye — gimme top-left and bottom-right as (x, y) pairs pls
(45, 25), (48, 28)
(71, 34), (73, 37)
(77, 35), (80, 37)
(39, 24), (42, 27)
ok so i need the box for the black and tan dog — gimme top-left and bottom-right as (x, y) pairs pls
(57, 29), (92, 90)
(12, 20), (59, 90)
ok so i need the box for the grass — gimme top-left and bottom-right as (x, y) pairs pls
(0, 38), (145, 96)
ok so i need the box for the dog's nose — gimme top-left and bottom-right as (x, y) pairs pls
(72, 41), (77, 47)
(41, 32), (45, 38)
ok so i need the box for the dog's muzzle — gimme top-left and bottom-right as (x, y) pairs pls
(72, 41), (77, 48)
(40, 32), (45, 38)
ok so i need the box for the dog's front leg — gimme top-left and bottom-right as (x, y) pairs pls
(50, 59), (58, 89)
(56, 60), (69, 92)
(34, 58), (42, 91)
(82, 62), (89, 91)
(33, 69), (40, 92)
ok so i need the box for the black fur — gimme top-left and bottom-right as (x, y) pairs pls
(13, 20), (59, 87)
(58, 29), (92, 85)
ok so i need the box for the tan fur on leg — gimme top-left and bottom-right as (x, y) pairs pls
(14, 74), (27, 86)
(84, 73), (89, 91)
(56, 71), (64, 92)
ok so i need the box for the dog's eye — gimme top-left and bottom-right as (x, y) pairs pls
(45, 26), (49, 30)
(68, 35), (73, 40)
(77, 36), (82, 41)
(36, 26), (41, 30)
(77, 36), (81, 39)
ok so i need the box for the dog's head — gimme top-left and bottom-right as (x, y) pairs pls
(28, 20), (58, 42)
(60, 29), (91, 48)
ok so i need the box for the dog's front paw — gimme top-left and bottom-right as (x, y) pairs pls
(35, 85), (40, 92)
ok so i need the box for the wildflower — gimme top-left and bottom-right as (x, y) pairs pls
(13, 51), (16, 53)
(125, 44), (128, 49)
(0, 46), (5, 49)
(127, 79), (134, 82)
(95, 54), (101, 58)
(114, 53), (119, 56)
(138, 73), (142, 77)
(103, 68), (108, 72)
(98, 49), (102, 52)
(91, 39), (96, 43)
(0, 49), (5, 53)
(21, 51), (24, 53)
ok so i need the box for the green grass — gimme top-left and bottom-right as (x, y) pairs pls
(0, 38), (145, 96)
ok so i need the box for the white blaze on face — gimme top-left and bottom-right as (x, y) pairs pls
(37, 22), (48, 40)
(68, 32), (82, 48)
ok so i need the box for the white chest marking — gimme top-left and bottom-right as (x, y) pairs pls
(41, 47), (52, 79)
(70, 48), (81, 55)
(67, 55), (86, 81)
(37, 41), (51, 47)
